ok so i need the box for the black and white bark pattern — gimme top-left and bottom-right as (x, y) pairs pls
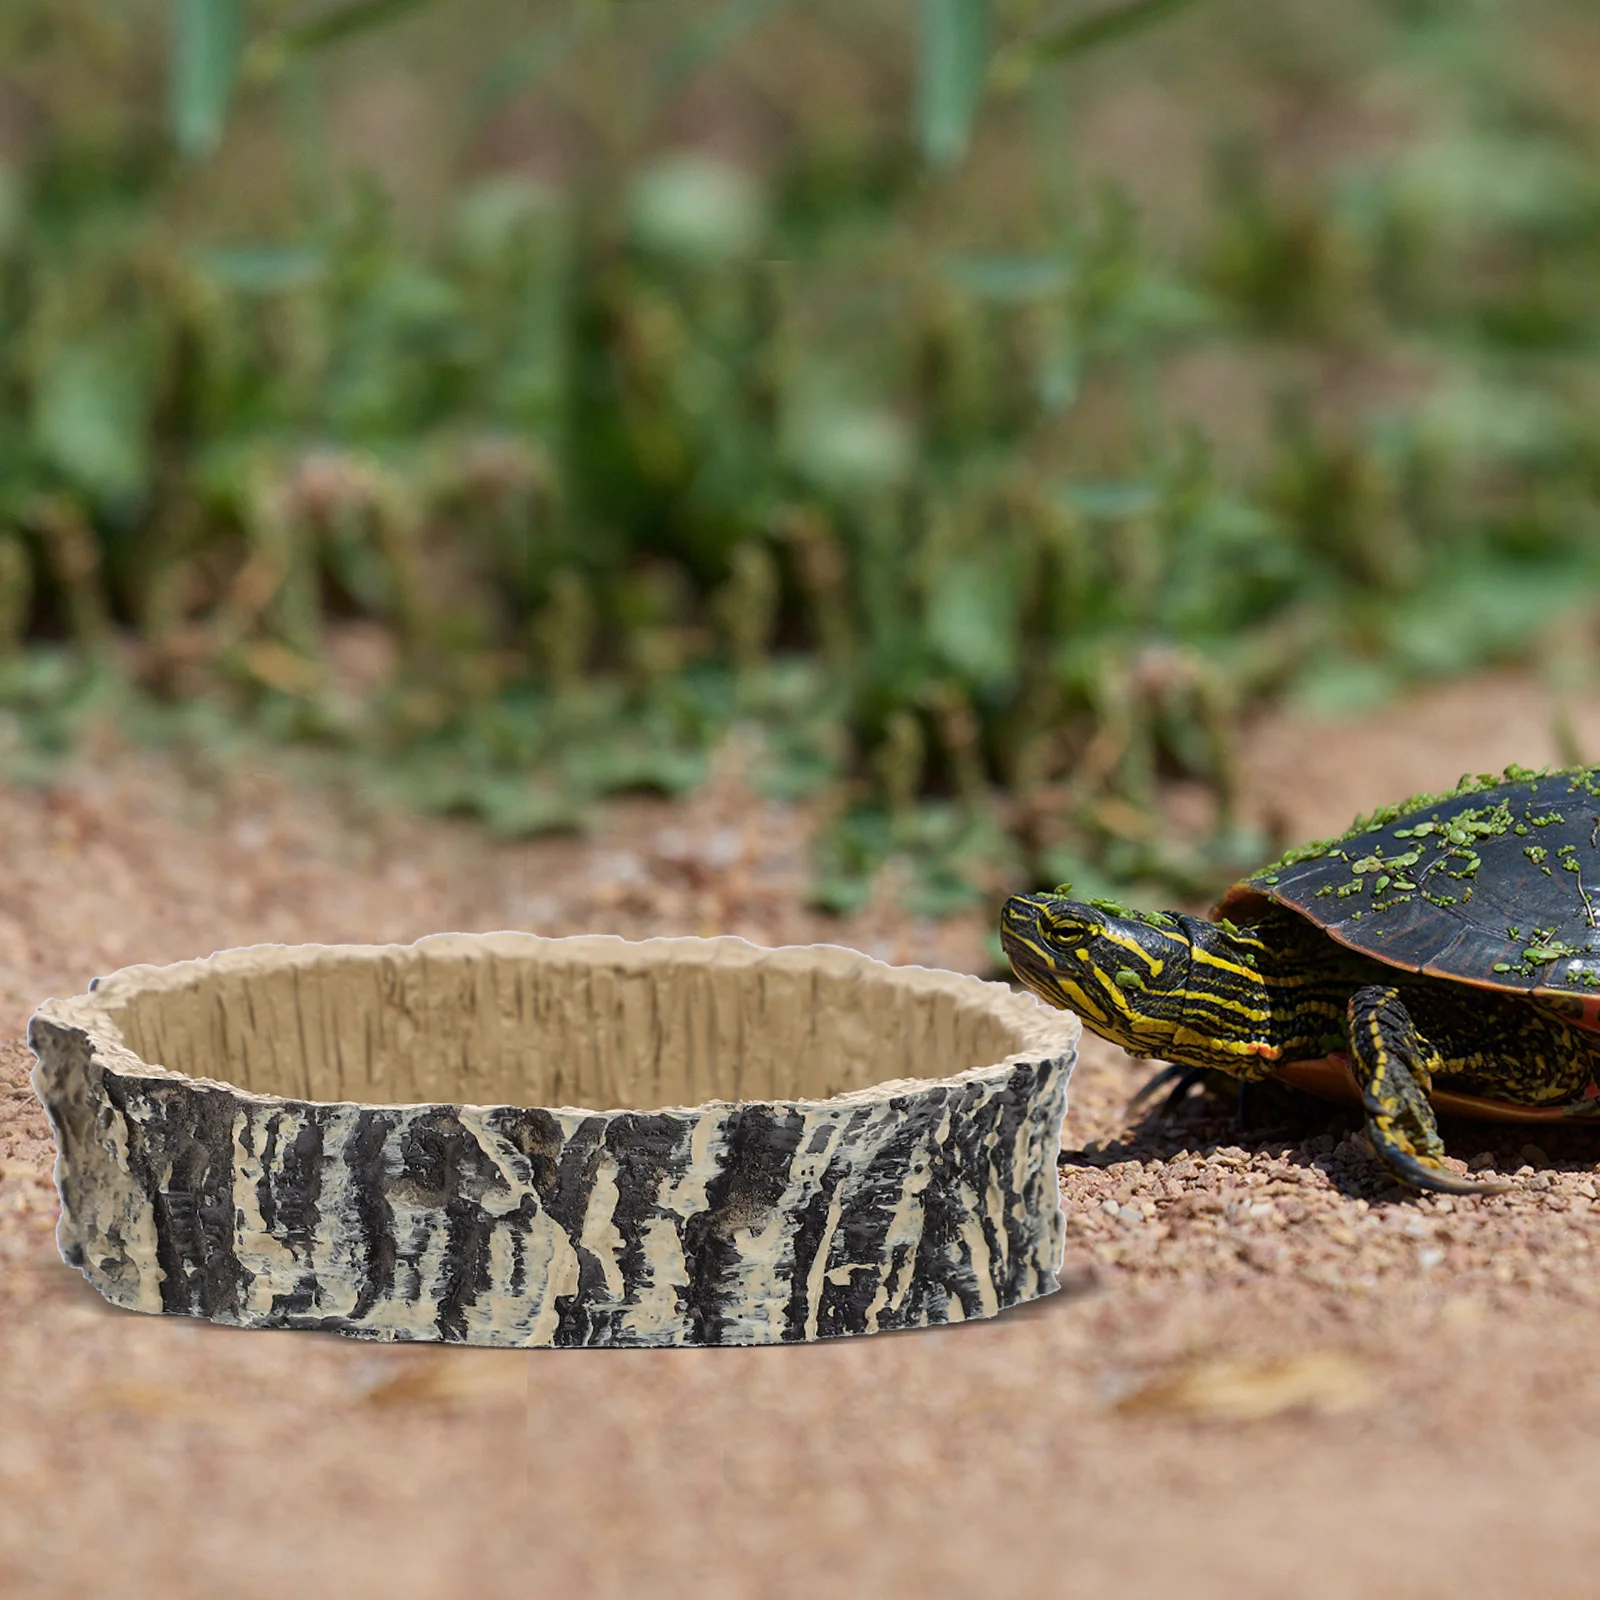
(29, 936), (1078, 1348)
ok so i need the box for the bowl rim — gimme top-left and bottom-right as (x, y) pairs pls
(29, 930), (1081, 1117)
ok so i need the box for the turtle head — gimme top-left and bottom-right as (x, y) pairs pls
(1000, 890), (1276, 1070)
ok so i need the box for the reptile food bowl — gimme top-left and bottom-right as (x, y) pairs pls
(29, 934), (1078, 1348)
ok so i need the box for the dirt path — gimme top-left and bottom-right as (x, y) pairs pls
(5, 671), (1600, 1599)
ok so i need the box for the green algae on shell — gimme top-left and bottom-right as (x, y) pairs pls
(1222, 766), (1600, 998)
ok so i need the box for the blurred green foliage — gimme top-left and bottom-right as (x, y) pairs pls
(3, 0), (1600, 915)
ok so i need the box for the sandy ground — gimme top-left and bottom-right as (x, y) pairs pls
(7, 670), (1600, 1598)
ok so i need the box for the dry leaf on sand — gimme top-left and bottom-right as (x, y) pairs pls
(354, 1352), (530, 1409)
(1115, 1350), (1378, 1423)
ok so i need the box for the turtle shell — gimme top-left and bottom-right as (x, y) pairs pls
(1215, 766), (1600, 1027)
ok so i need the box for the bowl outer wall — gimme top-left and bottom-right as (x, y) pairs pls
(27, 932), (1080, 1348)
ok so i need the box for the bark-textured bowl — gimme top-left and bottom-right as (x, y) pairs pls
(28, 933), (1078, 1348)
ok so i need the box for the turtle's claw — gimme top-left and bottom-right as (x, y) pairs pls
(1345, 985), (1510, 1196)
(1372, 1140), (1512, 1197)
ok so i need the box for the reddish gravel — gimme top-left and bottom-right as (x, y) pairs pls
(6, 670), (1600, 1599)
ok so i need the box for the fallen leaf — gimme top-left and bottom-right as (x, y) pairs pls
(1115, 1350), (1378, 1422)
(355, 1351), (529, 1409)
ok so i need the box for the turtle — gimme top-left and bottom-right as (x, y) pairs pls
(999, 765), (1600, 1196)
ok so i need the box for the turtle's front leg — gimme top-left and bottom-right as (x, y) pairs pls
(1346, 986), (1508, 1197)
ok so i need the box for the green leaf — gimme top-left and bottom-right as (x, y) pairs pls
(1024, 0), (1211, 60)
(467, 13), (583, 134)
(278, 0), (441, 52)
(32, 344), (150, 504)
(942, 254), (1072, 302)
(808, 874), (873, 917)
(1383, 557), (1593, 677)
(477, 779), (584, 838)
(195, 244), (326, 292)
(1057, 481), (1159, 518)
(783, 404), (913, 497)
(917, 0), (991, 169)
(1290, 656), (1398, 717)
(925, 554), (1019, 688)
(810, 806), (893, 914)
(628, 156), (766, 265)
(904, 860), (986, 918)
(169, 0), (244, 157)
(653, 0), (787, 101)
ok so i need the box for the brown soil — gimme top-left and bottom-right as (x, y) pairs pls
(5, 670), (1600, 1599)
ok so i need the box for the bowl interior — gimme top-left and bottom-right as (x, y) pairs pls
(96, 937), (1034, 1111)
